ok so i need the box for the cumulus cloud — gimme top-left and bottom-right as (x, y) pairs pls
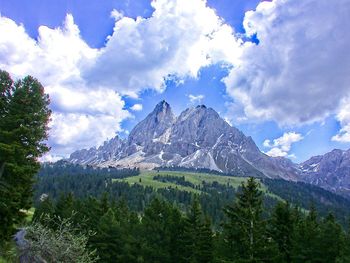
(188, 94), (205, 104)
(332, 99), (350, 143)
(83, 0), (241, 96)
(224, 0), (350, 125)
(264, 132), (303, 157)
(4, 0), (348, 158)
(0, 14), (97, 84)
(0, 14), (129, 156)
(130, 103), (143, 111)
(0, 0), (243, 157)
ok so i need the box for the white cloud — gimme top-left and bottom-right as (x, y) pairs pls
(4, 0), (348, 157)
(264, 132), (303, 157)
(0, 14), (129, 156)
(47, 87), (130, 154)
(130, 103), (143, 111)
(0, 0), (243, 157)
(332, 99), (350, 143)
(188, 94), (205, 104)
(39, 154), (64, 163)
(224, 0), (350, 125)
(83, 0), (241, 96)
(0, 14), (97, 85)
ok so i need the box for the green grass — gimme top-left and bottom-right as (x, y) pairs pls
(113, 170), (281, 199)
(25, 207), (35, 223)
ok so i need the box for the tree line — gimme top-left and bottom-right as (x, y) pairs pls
(29, 177), (350, 263)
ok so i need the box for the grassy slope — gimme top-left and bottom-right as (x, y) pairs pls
(114, 170), (280, 199)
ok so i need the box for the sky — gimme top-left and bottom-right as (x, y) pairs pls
(0, 0), (350, 163)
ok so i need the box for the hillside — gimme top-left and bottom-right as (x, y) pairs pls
(34, 163), (350, 225)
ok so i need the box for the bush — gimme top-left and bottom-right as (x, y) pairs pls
(19, 216), (98, 263)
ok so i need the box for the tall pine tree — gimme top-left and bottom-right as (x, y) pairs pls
(183, 198), (213, 263)
(222, 177), (278, 262)
(270, 202), (295, 263)
(0, 70), (50, 245)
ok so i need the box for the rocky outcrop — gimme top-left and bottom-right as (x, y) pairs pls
(299, 149), (350, 197)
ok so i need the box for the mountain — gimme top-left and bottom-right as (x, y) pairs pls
(68, 101), (299, 180)
(69, 136), (125, 165)
(299, 149), (350, 197)
(67, 101), (350, 198)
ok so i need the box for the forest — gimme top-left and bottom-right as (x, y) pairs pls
(27, 177), (350, 262)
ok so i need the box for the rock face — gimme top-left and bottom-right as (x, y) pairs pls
(69, 136), (126, 165)
(68, 101), (299, 179)
(67, 101), (350, 197)
(299, 149), (350, 197)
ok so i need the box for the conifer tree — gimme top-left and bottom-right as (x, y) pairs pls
(292, 204), (320, 262)
(198, 216), (214, 263)
(91, 208), (121, 262)
(183, 198), (213, 263)
(32, 195), (55, 223)
(55, 192), (75, 219)
(270, 202), (295, 262)
(318, 213), (344, 263)
(337, 219), (350, 262)
(222, 177), (277, 262)
(141, 198), (185, 263)
(0, 70), (50, 244)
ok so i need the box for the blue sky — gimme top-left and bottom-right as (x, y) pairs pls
(1, 0), (349, 162)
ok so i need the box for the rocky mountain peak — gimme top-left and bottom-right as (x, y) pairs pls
(154, 100), (171, 113)
(128, 100), (175, 146)
(68, 101), (304, 180)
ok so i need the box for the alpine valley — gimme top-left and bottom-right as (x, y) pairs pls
(68, 101), (350, 198)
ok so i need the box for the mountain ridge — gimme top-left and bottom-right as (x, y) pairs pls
(68, 101), (299, 180)
(68, 101), (350, 198)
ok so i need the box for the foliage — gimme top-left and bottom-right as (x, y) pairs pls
(29, 176), (350, 262)
(23, 216), (98, 263)
(0, 70), (50, 246)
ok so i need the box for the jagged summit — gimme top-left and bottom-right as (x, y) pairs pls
(67, 101), (350, 197)
(128, 100), (175, 147)
(154, 100), (171, 111)
(68, 102), (301, 179)
(299, 148), (350, 197)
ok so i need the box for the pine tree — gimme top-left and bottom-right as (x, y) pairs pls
(55, 192), (75, 219)
(183, 198), (213, 263)
(91, 208), (121, 262)
(337, 219), (350, 262)
(270, 202), (295, 262)
(222, 177), (278, 262)
(318, 213), (344, 262)
(141, 198), (185, 263)
(32, 195), (55, 223)
(292, 204), (320, 262)
(198, 216), (214, 263)
(0, 71), (50, 245)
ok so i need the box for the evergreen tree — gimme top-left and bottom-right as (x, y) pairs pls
(337, 219), (350, 262)
(318, 213), (344, 263)
(197, 216), (214, 263)
(183, 198), (213, 263)
(292, 204), (320, 262)
(32, 195), (55, 223)
(222, 177), (277, 262)
(91, 209), (122, 262)
(55, 192), (75, 219)
(141, 198), (185, 263)
(270, 202), (295, 262)
(0, 71), (50, 245)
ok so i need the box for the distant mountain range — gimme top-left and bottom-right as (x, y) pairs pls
(68, 101), (350, 198)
